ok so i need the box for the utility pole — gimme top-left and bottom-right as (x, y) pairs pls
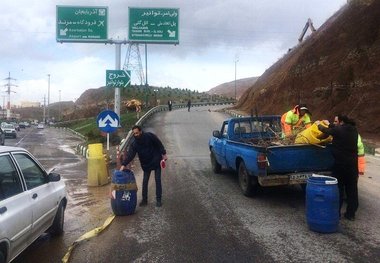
(1, 95), (5, 119)
(59, 90), (61, 121)
(3, 72), (17, 120)
(43, 95), (46, 123)
(234, 55), (239, 102)
(47, 74), (50, 123)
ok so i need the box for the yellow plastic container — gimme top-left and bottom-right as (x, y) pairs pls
(87, 157), (109, 186)
(295, 122), (332, 145)
(88, 143), (103, 157)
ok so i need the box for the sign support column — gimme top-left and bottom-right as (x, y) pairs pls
(115, 43), (121, 119)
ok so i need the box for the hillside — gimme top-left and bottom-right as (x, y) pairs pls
(12, 101), (74, 122)
(207, 77), (259, 100)
(235, 0), (380, 141)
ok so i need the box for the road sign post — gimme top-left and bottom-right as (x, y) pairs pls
(97, 110), (120, 150)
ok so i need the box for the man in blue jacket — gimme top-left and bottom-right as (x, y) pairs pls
(120, 125), (167, 207)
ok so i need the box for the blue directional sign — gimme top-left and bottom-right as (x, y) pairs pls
(96, 110), (120, 133)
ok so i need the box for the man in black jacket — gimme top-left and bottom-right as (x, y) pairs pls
(317, 115), (359, 220)
(120, 125), (167, 207)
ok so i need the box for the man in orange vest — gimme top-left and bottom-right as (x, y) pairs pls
(281, 104), (312, 137)
(357, 134), (365, 175)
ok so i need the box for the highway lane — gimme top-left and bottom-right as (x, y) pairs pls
(70, 105), (380, 263)
(5, 108), (380, 262)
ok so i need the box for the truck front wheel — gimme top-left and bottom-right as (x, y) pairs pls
(210, 151), (222, 173)
(238, 161), (258, 197)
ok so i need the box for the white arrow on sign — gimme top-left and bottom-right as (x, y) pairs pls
(98, 114), (119, 128)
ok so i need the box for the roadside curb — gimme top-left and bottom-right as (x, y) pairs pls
(76, 144), (89, 158)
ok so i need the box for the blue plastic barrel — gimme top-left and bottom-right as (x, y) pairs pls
(306, 175), (339, 233)
(111, 170), (137, 216)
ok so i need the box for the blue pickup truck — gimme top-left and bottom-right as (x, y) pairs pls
(209, 115), (334, 196)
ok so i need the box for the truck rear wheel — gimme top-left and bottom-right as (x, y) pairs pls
(210, 151), (222, 173)
(238, 161), (258, 197)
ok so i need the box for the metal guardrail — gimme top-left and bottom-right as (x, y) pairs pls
(119, 102), (233, 152)
(67, 101), (233, 159)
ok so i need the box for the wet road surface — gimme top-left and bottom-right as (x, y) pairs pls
(8, 108), (380, 262)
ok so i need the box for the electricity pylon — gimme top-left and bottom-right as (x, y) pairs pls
(123, 43), (145, 86)
(3, 72), (17, 120)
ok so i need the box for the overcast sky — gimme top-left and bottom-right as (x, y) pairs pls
(0, 0), (347, 106)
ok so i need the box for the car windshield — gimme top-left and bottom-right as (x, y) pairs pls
(4, 124), (14, 128)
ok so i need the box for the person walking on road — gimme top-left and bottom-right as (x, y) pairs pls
(120, 125), (167, 207)
(187, 99), (191, 112)
(317, 115), (359, 221)
(168, 100), (173, 111)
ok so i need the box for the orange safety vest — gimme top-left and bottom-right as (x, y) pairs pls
(281, 106), (311, 137)
(357, 134), (365, 175)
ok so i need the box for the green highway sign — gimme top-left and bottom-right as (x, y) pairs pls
(106, 70), (131, 88)
(128, 7), (179, 44)
(56, 6), (108, 43)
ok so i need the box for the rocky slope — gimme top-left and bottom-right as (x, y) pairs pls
(235, 0), (380, 140)
(207, 77), (258, 100)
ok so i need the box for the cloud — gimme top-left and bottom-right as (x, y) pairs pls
(0, 0), (347, 105)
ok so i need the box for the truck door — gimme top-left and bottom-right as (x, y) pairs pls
(213, 122), (228, 167)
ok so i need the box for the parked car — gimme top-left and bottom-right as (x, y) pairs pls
(10, 123), (19, 132)
(18, 123), (25, 129)
(2, 124), (16, 139)
(0, 146), (67, 263)
(0, 128), (4, 146)
(37, 123), (44, 129)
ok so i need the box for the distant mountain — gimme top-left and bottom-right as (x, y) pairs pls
(235, 0), (380, 139)
(207, 77), (259, 100)
(12, 101), (74, 121)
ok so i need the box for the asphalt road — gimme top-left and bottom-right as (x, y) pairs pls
(8, 107), (380, 262)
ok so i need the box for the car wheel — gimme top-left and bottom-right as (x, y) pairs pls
(49, 201), (65, 236)
(210, 151), (222, 173)
(238, 161), (259, 197)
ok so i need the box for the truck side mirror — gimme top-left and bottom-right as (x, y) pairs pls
(213, 130), (221, 138)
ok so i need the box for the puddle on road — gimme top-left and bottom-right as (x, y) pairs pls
(59, 144), (76, 155)
(65, 177), (111, 215)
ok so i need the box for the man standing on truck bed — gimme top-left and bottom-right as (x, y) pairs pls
(281, 104), (312, 137)
(317, 115), (359, 221)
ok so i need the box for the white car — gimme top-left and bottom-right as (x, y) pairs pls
(37, 123), (44, 129)
(1, 124), (16, 139)
(0, 146), (67, 263)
